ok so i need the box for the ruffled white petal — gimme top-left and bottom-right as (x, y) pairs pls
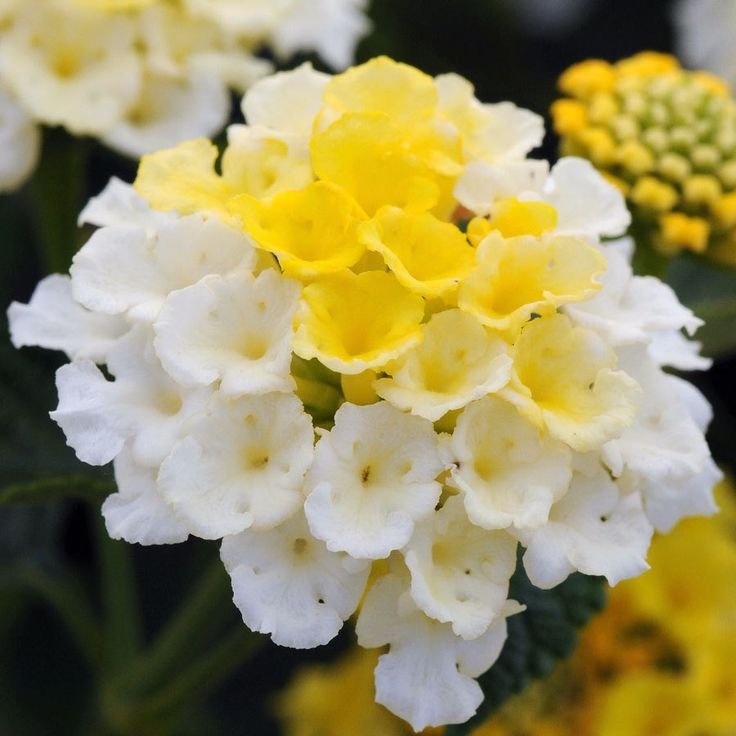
(0, 83), (40, 192)
(102, 70), (230, 158)
(51, 327), (210, 467)
(221, 511), (370, 648)
(159, 392), (314, 539)
(241, 62), (330, 136)
(447, 397), (572, 530)
(356, 569), (509, 731)
(601, 350), (711, 481)
(304, 402), (444, 559)
(454, 160), (549, 216)
(0, 5), (141, 135)
(153, 270), (300, 395)
(544, 158), (630, 238)
(8, 274), (128, 362)
(566, 242), (703, 346)
(102, 446), (188, 545)
(78, 177), (174, 230)
(404, 496), (517, 639)
(271, 0), (370, 70)
(70, 215), (255, 322)
(648, 329), (711, 371)
(516, 466), (653, 588)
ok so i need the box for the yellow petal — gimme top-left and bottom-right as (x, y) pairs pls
(293, 270), (425, 374)
(324, 56), (438, 120)
(229, 182), (367, 278)
(310, 111), (447, 215)
(458, 232), (606, 331)
(135, 138), (234, 219)
(489, 198), (558, 238)
(221, 130), (312, 200)
(358, 207), (475, 297)
(503, 313), (640, 451)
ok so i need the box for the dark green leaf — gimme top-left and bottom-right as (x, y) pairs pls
(445, 563), (606, 734)
(664, 253), (736, 360)
(0, 474), (113, 506)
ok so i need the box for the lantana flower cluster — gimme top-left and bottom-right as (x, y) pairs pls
(552, 52), (736, 262)
(8, 57), (720, 731)
(0, 0), (369, 191)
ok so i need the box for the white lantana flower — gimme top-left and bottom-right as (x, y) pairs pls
(51, 326), (211, 468)
(454, 157), (631, 241)
(565, 239), (705, 351)
(159, 392), (313, 539)
(77, 177), (174, 231)
(0, 1), (142, 135)
(446, 396), (572, 531)
(602, 348), (720, 532)
(404, 495), (518, 640)
(0, 83), (40, 193)
(304, 402), (445, 559)
(101, 70), (230, 157)
(270, 0), (372, 71)
(516, 465), (653, 588)
(356, 567), (514, 732)
(8, 275), (127, 363)
(221, 511), (370, 649)
(153, 270), (300, 395)
(70, 215), (255, 322)
(102, 446), (189, 545)
(375, 310), (513, 422)
(0, 0), (369, 187)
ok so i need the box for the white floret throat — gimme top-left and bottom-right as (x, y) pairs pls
(6, 64), (720, 731)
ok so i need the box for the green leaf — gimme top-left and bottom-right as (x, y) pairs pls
(664, 253), (736, 360)
(0, 474), (113, 506)
(445, 564), (606, 735)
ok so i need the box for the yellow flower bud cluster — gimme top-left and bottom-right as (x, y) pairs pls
(552, 51), (736, 262)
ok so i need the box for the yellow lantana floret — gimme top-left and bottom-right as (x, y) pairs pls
(323, 55), (438, 121)
(503, 314), (641, 452)
(221, 129), (312, 201)
(135, 139), (235, 220)
(311, 112), (442, 216)
(358, 207), (475, 298)
(293, 270), (425, 374)
(458, 232), (606, 332)
(229, 182), (367, 278)
(375, 309), (512, 422)
(489, 198), (558, 238)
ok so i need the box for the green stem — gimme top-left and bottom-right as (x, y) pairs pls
(113, 560), (233, 697)
(136, 628), (263, 723)
(0, 564), (101, 668)
(27, 127), (90, 274)
(96, 516), (142, 674)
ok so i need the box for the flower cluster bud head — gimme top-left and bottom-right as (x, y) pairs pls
(553, 51), (736, 261)
(8, 56), (720, 730)
(0, 0), (370, 191)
